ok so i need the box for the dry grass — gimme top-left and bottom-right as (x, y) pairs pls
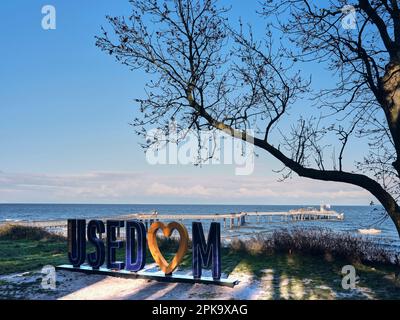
(0, 224), (65, 241)
(230, 227), (400, 266)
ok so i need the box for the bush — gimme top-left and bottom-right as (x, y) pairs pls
(229, 227), (399, 266)
(156, 234), (192, 251)
(0, 224), (65, 241)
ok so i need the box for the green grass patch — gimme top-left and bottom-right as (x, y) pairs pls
(0, 239), (68, 275)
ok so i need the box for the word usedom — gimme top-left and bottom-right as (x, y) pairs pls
(67, 219), (221, 280)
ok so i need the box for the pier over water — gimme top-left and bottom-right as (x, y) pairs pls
(119, 209), (344, 229)
(5, 208), (344, 234)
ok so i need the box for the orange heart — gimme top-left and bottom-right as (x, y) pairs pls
(147, 221), (189, 275)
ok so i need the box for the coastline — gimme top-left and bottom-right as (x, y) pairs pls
(1, 210), (398, 247)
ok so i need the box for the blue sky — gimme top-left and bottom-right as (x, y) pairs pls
(0, 1), (373, 204)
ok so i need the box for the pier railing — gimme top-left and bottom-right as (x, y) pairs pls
(122, 210), (344, 229)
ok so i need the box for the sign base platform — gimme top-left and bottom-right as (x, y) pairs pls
(56, 264), (239, 287)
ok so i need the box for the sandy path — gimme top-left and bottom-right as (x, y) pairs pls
(0, 265), (258, 300)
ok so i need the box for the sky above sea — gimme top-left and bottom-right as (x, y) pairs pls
(0, 1), (373, 205)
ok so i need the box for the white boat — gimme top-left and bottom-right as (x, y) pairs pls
(358, 228), (381, 235)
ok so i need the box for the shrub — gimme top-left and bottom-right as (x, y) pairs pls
(156, 234), (192, 251)
(0, 224), (65, 241)
(229, 227), (399, 266)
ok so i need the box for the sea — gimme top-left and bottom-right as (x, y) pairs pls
(0, 203), (399, 249)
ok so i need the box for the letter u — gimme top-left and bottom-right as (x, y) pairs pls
(67, 219), (86, 267)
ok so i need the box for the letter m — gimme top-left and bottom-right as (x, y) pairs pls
(192, 222), (221, 280)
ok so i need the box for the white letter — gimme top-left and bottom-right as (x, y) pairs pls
(41, 5), (56, 30)
(168, 121), (178, 164)
(41, 265), (56, 290)
(177, 130), (198, 165)
(341, 5), (356, 30)
(145, 128), (167, 165)
(234, 130), (254, 176)
(341, 265), (357, 289)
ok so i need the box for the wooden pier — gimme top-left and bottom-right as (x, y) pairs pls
(6, 210), (344, 233)
(119, 210), (344, 229)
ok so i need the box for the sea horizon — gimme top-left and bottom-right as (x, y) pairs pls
(0, 202), (380, 206)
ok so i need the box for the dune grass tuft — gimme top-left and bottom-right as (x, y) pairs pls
(229, 227), (400, 266)
(0, 224), (65, 241)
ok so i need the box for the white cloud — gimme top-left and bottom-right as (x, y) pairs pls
(0, 170), (372, 204)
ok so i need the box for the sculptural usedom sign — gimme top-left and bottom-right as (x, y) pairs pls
(64, 219), (225, 283)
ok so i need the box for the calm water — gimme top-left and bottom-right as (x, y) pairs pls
(0, 203), (399, 249)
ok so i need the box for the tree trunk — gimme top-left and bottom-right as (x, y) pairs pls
(374, 189), (400, 238)
(382, 61), (400, 177)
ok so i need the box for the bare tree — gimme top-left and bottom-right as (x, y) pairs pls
(96, 0), (400, 237)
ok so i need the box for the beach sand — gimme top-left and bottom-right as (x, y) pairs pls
(0, 263), (384, 300)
